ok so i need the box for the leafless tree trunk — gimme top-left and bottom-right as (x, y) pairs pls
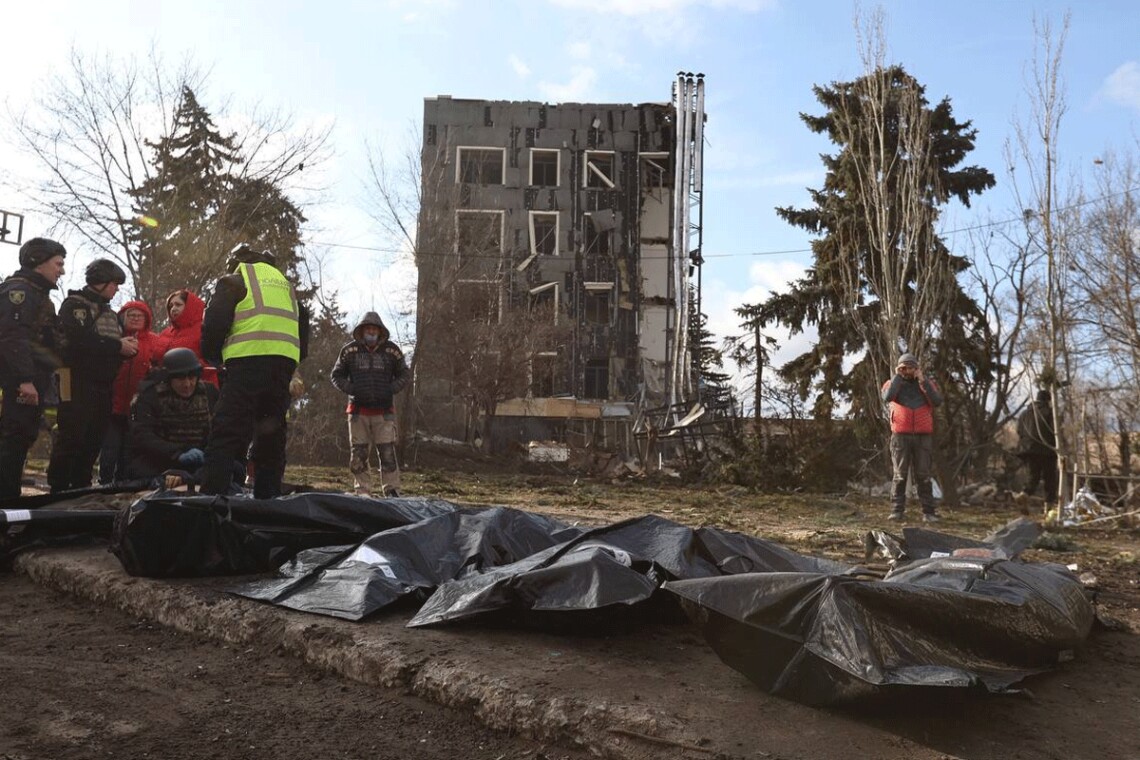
(957, 223), (1036, 479)
(1072, 152), (1140, 401)
(1008, 12), (1075, 504)
(838, 10), (966, 503)
(841, 10), (959, 389)
(1067, 151), (1140, 488)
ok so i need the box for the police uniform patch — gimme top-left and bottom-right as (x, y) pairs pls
(8, 291), (24, 305)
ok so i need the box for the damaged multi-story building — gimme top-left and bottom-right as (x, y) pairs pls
(412, 75), (708, 453)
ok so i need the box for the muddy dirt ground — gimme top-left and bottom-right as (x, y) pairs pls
(4, 457), (1140, 760)
(0, 572), (590, 760)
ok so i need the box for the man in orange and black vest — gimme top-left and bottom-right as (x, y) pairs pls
(199, 244), (307, 499)
(881, 352), (943, 522)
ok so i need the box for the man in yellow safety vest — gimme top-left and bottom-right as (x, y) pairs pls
(199, 244), (307, 498)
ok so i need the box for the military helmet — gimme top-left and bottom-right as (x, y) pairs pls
(162, 347), (202, 378)
(85, 258), (127, 286)
(18, 237), (67, 268)
(228, 242), (277, 268)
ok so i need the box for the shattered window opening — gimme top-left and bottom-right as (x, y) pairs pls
(529, 212), (559, 256)
(456, 278), (501, 324)
(456, 210), (503, 263)
(584, 151), (615, 189)
(530, 149), (560, 187)
(639, 153), (672, 189)
(584, 358), (610, 399)
(530, 351), (558, 397)
(529, 282), (559, 325)
(456, 147), (505, 185)
(584, 213), (612, 256)
(584, 289), (611, 325)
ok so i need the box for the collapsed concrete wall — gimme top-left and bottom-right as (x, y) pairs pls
(414, 95), (692, 447)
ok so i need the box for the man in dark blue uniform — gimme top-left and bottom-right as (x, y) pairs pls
(0, 238), (66, 500)
(47, 258), (138, 492)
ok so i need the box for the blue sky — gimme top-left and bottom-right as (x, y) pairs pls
(2, 0), (1138, 369)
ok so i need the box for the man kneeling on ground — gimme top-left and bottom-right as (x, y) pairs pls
(126, 348), (219, 487)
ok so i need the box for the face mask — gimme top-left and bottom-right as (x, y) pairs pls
(363, 334), (379, 346)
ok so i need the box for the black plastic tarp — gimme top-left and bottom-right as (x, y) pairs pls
(104, 493), (1099, 705)
(111, 492), (458, 577)
(409, 518), (858, 627)
(229, 511), (859, 627)
(666, 526), (1094, 705)
(232, 506), (582, 620)
(2, 507), (120, 563)
(865, 516), (1042, 564)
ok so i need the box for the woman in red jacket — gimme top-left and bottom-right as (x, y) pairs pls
(98, 300), (161, 483)
(155, 290), (218, 386)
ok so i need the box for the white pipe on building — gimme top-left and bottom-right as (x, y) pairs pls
(670, 73), (688, 410)
(674, 74), (694, 405)
(694, 75), (705, 194)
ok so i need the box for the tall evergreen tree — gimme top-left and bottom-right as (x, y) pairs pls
(688, 286), (731, 393)
(130, 87), (306, 309)
(738, 65), (995, 426)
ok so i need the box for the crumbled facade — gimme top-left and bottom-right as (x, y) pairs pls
(414, 80), (705, 449)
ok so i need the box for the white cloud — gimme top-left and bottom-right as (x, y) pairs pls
(508, 54), (531, 78)
(702, 261), (808, 346)
(1099, 61), (1140, 112)
(538, 67), (598, 102)
(746, 259), (808, 293)
(567, 41), (591, 60)
(707, 170), (820, 191)
(701, 258), (814, 406)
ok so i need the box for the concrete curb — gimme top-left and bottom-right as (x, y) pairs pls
(13, 546), (696, 759)
(14, 545), (942, 760)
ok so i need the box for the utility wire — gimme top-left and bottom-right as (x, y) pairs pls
(308, 184), (1140, 261)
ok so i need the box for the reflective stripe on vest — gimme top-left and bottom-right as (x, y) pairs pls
(221, 262), (301, 362)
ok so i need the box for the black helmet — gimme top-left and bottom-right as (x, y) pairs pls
(162, 347), (202, 378)
(85, 258), (127, 286)
(18, 237), (67, 268)
(229, 243), (277, 268)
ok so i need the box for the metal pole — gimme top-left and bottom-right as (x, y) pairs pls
(670, 73), (688, 411)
